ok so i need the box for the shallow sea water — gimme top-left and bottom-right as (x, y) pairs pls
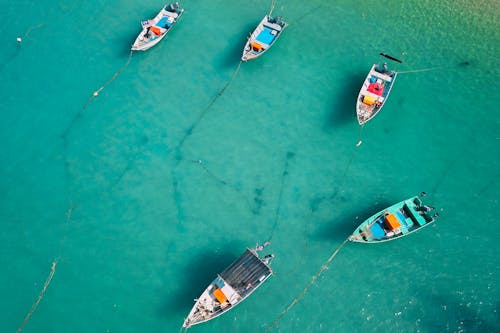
(0, 0), (498, 332)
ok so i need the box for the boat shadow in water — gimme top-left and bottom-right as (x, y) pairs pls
(158, 247), (241, 319)
(219, 22), (260, 69)
(313, 200), (393, 241)
(325, 73), (366, 128)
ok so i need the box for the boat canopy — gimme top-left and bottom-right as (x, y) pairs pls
(220, 249), (271, 295)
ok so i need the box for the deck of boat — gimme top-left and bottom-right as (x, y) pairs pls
(220, 249), (272, 297)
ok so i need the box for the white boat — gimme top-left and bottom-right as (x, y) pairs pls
(183, 243), (274, 328)
(242, 15), (287, 61)
(356, 53), (402, 125)
(131, 3), (183, 51)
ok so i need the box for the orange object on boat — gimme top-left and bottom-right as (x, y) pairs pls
(151, 26), (162, 36)
(251, 42), (262, 52)
(363, 94), (376, 105)
(213, 288), (227, 304)
(384, 213), (401, 230)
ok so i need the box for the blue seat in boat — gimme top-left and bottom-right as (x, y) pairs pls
(395, 211), (409, 227)
(256, 28), (276, 45)
(370, 222), (385, 239)
(157, 16), (172, 28)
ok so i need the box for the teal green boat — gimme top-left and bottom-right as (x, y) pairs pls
(349, 194), (438, 243)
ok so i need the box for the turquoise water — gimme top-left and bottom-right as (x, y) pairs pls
(1, 0), (498, 332)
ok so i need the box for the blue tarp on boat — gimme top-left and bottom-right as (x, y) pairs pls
(156, 16), (172, 28)
(395, 211), (408, 226)
(370, 222), (385, 239)
(256, 28), (275, 45)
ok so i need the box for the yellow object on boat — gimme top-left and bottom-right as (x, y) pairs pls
(363, 94), (376, 105)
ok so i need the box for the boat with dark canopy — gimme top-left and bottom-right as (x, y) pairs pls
(183, 243), (274, 328)
(349, 194), (438, 243)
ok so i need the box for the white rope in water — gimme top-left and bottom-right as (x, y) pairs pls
(16, 22), (45, 43)
(62, 51), (134, 138)
(398, 66), (445, 74)
(16, 204), (74, 332)
(398, 62), (469, 74)
(16, 260), (58, 333)
(264, 238), (350, 332)
(269, 0), (276, 16)
(89, 50), (134, 99)
(174, 60), (242, 156)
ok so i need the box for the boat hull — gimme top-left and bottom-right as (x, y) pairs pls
(131, 4), (183, 51)
(349, 196), (436, 243)
(356, 64), (397, 125)
(183, 248), (273, 328)
(241, 15), (286, 61)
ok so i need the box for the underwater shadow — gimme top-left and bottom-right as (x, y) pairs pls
(219, 21), (259, 69)
(420, 293), (499, 332)
(325, 73), (366, 129)
(312, 200), (393, 242)
(157, 244), (242, 320)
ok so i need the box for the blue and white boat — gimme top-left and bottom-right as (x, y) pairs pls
(183, 243), (274, 328)
(349, 194), (438, 243)
(242, 15), (287, 61)
(131, 3), (183, 51)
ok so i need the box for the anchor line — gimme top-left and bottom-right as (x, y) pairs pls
(398, 66), (445, 74)
(264, 238), (350, 332)
(23, 22), (45, 39)
(398, 61), (469, 74)
(266, 153), (291, 243)
(269, 0), (276, 16)
(61, 51), (134, 139)
(174, 60), (242, 158)
(16, 260), (58, 333)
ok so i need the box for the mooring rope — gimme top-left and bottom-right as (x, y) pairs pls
(264, 237), (349, 332)
(83, 50), (134, 110)
(16, 260), (57, 333)
(22, 22), (45, 40)
(398, 61), (469, 74)
(174, 60), (242, 159)
(16, 203), (74, 333)
(62, 51), (134, 138)
(266, 152), (294, 243)
(187, 159), (254, 211)
(269, 0), (276, 16)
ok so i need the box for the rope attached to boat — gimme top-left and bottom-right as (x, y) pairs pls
(264, 237), (349, 332)
(269, 0), (276, 16)
(398, 61), (469, 74)
(174, 60), (242, 159)
(91, 50), (134, 98)
(62, 50), (134, 139)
